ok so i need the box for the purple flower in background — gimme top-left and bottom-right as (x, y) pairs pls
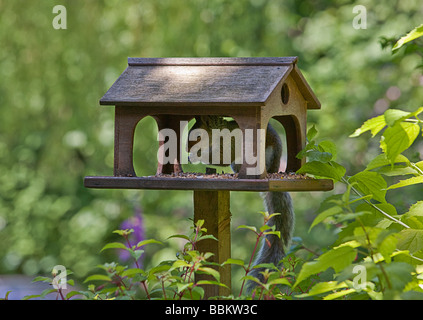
(119, 206), (145, 266)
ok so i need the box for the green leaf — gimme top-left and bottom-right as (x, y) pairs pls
(66, 291), (82, 300)
(259, 224), (273, 232)
(122, 268), (146, 278)
(393, 24), (423, 51)
(383, 262), (414, 291)
(130, 249), (144, 261)
(297, 161), (346, 181)
(396, 229), (423, 254)
(375, 165), (418, 177)
(236, 225), (257, 233)
(113, 229), (134, 236)
(167, 234), (190, 241)
(241, 275), (262, 285)
(296, 281), (349, 298)
(387, 176), (423, 190)
(23, 294), (41, 300)
(83, 274), (112, 283)
(40, 289), (57, 299)
(366, 154), (410, 171)
(384, 109), (412, 127)
(319, 140), (337, 161)
(402, 216), (423, 229)
(380, 122), (420, 165)
(348, 171), (387, 203)
(32, 276), (52, 284)
(222, 258), (245, 267)
(1, 291), (12, 300)
(324, 288), (356, 300)
(67, 279), (75, 286)
(306, 150), (333, 163)
(197, 267), (220, 282)
(356, 202), (398, 221)
(196, 280), (228, 288)
(170, 260), (191, 271)
(252, 263), (279, 271)
(378, 234), (398, 263)
(197, 234), (218, 242)
(309, 205), (343, 231)
(349, 115), (386, 137)
(294, 246), (356, 287)
(136, 239), (163, 248)
(263, 230), (281, 238)
(100, 242), (129, 252)
(176, 282), (193, 293)
(195, 219), (205, 228)
(404, 201), (423, 217)
(293, 261), (321, 288)
(335, 211), (370, 223)
(190, 285), (205, 299)
(149, 264), (172, 276)
(267, 277), (292, 287)
(307, 125), (318, 141)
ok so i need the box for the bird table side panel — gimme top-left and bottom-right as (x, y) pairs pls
(265, 75), (308, 172)
(114, 106), (149, 177)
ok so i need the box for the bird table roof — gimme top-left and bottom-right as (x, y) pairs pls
(99, 57), (320, 109)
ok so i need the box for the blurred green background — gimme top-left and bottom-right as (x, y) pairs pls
(0, 0), (422, 295)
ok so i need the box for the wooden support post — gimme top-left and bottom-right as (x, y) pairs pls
(194, 190), (231, 299)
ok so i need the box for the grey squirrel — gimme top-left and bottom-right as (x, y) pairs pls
(188, 116), (295, 292)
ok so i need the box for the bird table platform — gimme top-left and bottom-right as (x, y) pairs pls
(84, 57), (333, 298)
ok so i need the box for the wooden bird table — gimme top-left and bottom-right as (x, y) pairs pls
(84, 57), (333, 298)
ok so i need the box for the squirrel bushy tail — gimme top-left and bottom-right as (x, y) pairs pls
(246, 191), (295, 292)
(244, 123), (295, 293)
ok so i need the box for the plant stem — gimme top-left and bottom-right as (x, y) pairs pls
(341, 176), (410, 229)
(357, 217), (392, 291)
(239, 231), (262, 297)
(141, 281), (151, 300)
(57, 288), (65, 300)
(161, 279), (167, 300)
(124, 235), (141, 269)
(410, 162), (423, 175)
(300, 245), (320, 257)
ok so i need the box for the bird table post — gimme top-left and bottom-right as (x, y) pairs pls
(194, 190), (232, 297)
(84, 57), (333, 299)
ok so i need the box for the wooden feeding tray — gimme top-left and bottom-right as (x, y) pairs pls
(84, 57), (333, 298)
(85, 172), (333, 192)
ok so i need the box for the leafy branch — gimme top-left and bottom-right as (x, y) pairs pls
(294, 105), (423, 299)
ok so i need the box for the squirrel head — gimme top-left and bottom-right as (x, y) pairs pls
(187, 116), (239, 167)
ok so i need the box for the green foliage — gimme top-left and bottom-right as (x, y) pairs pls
(393, 24), (423, 51)
(22, 214), (323, 300)
(294, 105), (423, 299)
(24, 221), (225, 300)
